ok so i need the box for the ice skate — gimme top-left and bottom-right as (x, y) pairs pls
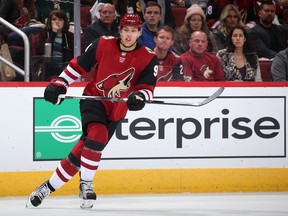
(26, 180), (54, 207)
(79, 180), (97, 209)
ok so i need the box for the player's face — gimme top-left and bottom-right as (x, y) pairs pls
(189, 31), (208, 56)
(154, 29), (173, 51)
(189, 14), (202, 31)
(120, 26), (141, 47)
(224, 10), (239, 29)
(231, 28), (245, 48)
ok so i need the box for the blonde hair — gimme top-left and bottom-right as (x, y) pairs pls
(218, 4), (244, 36)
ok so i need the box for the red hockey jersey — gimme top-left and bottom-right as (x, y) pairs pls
(60, 36), (158, 121)
(157, 51), (184, 81)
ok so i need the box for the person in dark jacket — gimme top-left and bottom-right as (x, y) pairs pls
(29, 9), (74, 81)
(83, 3), (119, 49)
(271, 47), (288, 81)
(248, 1), (288, 59)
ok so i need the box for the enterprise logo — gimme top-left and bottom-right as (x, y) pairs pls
(35, 115), (82, 143)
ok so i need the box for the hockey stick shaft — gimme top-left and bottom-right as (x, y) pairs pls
(58, 87), (224, 107)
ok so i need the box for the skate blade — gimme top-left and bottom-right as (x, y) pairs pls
(80, 199), (95, 209)
(25, 194), (33, 208)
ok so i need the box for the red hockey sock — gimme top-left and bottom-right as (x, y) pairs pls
(49, 157), (79, 189)
(80, 122), (108, 181)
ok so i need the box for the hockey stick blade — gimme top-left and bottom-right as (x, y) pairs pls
(145, 87), (224, 107)
(58, 87), (224, 107)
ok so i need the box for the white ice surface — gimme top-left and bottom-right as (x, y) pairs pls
(1, 193), (288, 216)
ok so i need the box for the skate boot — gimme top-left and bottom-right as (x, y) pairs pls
(79, 180), (97, 209)
(26, 180), (55, 207)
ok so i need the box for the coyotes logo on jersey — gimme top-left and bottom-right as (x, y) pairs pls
(96, 68), (135, 98)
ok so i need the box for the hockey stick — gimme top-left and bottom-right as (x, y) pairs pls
(58, 87), (224, 107)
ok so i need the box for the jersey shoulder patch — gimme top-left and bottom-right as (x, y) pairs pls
(171, 51), (180, 58)
(145, 46), (155, 54)
(102, 36), (116, 40)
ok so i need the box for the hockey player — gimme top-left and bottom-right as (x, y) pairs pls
(26, 13), (158, 209)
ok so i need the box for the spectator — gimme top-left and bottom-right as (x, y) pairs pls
(29, 9), (74, 81)
(15, 0), (38, 28)
(137, 1), (162, 49)
(256, 0), (283, 25)
(90, 0), (139, 25)
(248, 1), (288, 59)
(173, 3), (216, 55)
(35, 0), (74, 24)
(7, 0), (45, 47)
(143, 0), (176, 28)
(83, 3), (119, 49)
(271, 47), (288, 81)
(91, 1), (176, 28)
(212, 4), (244, 51)
(180, 30), (225, 81)
(205, 0), (257, 29)
(6, 0), (44, 79)
(217, 25), (262, 82)
(90, 0), (123, 24)
(0, 0), (20, 39)
(154, 25), (184, 81)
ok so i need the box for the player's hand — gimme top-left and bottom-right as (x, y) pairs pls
(126, 92), (146, 111)
(44, 77), (69, 105)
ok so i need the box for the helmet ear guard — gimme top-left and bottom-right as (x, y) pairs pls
(120, 13), (143, 28)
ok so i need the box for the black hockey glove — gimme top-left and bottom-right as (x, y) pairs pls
(44, 77), (69, 105)
(126, 92), (146, 111)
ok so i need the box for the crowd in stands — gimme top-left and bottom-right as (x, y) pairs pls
(0, 0), (288, 82)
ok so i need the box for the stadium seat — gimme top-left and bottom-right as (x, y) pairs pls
(259, 60), (272, 81)
(282, 8), (288, 24)
(81, 6), (92, 30)
(171, 7), (187, 28)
